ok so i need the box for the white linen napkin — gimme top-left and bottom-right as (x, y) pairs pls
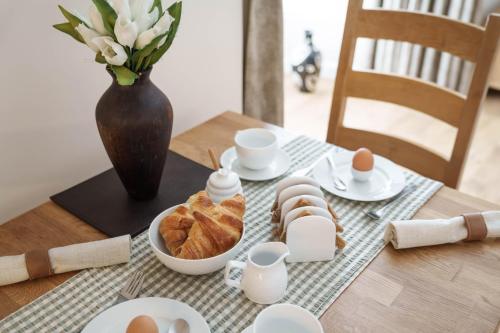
(384, 211), (500, 249)
(0, 235), (131, 286)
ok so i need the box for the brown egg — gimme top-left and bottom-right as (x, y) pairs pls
(352, 148), (374, 171)
(126, 315), (159, 333)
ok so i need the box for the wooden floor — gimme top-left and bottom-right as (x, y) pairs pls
(284, 75), (500, 204)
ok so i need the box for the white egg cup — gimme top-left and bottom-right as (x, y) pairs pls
(351, 167), (373, 182)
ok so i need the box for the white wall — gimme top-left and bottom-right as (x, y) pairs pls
(0, 0), (243, 223)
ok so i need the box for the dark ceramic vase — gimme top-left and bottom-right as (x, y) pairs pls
(96, 68), (173, 200)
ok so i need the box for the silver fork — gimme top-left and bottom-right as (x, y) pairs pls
(81, 270), (144, 332)
(113, 270), (145, 304)
(365, 184), (417, 220)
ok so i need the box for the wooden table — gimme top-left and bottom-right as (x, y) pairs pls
(1, 111), (499, 332)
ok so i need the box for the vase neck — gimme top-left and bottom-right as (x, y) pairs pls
(107, 67), (152, 86)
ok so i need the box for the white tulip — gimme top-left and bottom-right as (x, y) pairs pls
(135, 14), (173, 49)
(89, 4), (108, 35)
(130, 0), (159, 33)
(155, 12), (174, 33)
(75, 24), (101, 52)
(92, 36), (128, 66)
(113, 0), (131, 19)
(114, 13), (138, 48)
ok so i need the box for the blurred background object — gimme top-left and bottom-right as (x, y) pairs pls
(291, 30), (322, 92)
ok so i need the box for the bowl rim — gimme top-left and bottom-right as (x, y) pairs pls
(148, 204), (246, 263)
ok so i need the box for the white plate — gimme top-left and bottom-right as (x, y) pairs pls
(220, 147), (290, 181)
(313, 151), (406, 201)
(81, 297), (210, 333)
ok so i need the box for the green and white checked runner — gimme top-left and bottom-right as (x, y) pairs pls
(0, 136), (443, 333)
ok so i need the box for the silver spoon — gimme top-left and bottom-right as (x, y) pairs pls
(327, 154), (347, 191)
(168, 319), (190, 333)
(365, 184), (417, 220)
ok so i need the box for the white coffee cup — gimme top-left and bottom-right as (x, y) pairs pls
(235, 128), (278, 170)
(253, 303), (324, 333)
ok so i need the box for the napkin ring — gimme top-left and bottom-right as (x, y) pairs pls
(25, 249), (53, 280)
(462, 213), (487, 241)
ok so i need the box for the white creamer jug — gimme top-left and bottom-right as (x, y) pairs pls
(224, 242), (290, 304)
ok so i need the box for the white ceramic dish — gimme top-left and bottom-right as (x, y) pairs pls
(277, 184), (324, 208)
(149, 205), (245, 275)
(313, 151), (406, 202)
(286, 216), (336, 263)
(279, 195), (328, 226)
(244, 303), (324, 333)
(281, 206), (332, 240)
(274, 176), (320, 201)
(81, 297), (210, 333)
(234, 128), (278, 170)
(220, 147), (290, 181)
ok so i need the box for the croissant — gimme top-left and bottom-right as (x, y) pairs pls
(159, 191), (245, 260)
(159, 205), (195, 256)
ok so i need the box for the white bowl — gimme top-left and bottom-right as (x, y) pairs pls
(148, 205), (245, 275)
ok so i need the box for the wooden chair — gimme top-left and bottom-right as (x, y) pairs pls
(326, 0), (500, 188)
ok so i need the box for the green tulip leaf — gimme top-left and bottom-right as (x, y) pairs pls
(53, 22), (84, 43)
(149, 1), (182, 66)
(95, 52), (106, 64)
(132, 31), (168, 71)
(111, 66), (139, 86)
(150, 0), (162, 14)
(58, 5), (89, 28)
(92, 0), (117, 36)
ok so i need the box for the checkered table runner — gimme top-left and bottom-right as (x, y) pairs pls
(0, 136), (443, 332)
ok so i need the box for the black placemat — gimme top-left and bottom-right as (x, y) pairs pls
(51, 151), (213, 237)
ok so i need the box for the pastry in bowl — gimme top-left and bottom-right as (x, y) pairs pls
(159, 191), (245, 260)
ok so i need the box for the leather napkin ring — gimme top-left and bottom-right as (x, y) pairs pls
(462, 213), (488, 241)
(25, 249), (53, 280)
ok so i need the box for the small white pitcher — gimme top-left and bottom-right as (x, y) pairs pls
(224, 242), (290, 304)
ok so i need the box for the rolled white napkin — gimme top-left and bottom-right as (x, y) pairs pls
(0, 235), (131, 286)
(384, 211), (500, 249)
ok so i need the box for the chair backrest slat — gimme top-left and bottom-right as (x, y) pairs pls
(327, 0), (500, 187)
(346, 70), (466, 127)
(356, 9), (484, 62)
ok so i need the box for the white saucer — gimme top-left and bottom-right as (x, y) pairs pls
(81, 297), (210, 333)
(220, 147), (291, 181)
(242, 324), (253, 333)
(313, 150), (406, 201)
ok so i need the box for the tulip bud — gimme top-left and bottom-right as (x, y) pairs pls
(135, 13), (173, 49)
(114, 13), (138, 48)
(130, 0), (158, 33)
(89, 4), (108, 35)
(75, 24), (101, 52)
(92, 36), (128, 66)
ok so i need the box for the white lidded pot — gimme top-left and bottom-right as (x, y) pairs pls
(224, 242), (290, 304)
(206, 167), (243, 203)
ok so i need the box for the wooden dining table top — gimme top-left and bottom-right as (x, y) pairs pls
(1, 111), (499, 332)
